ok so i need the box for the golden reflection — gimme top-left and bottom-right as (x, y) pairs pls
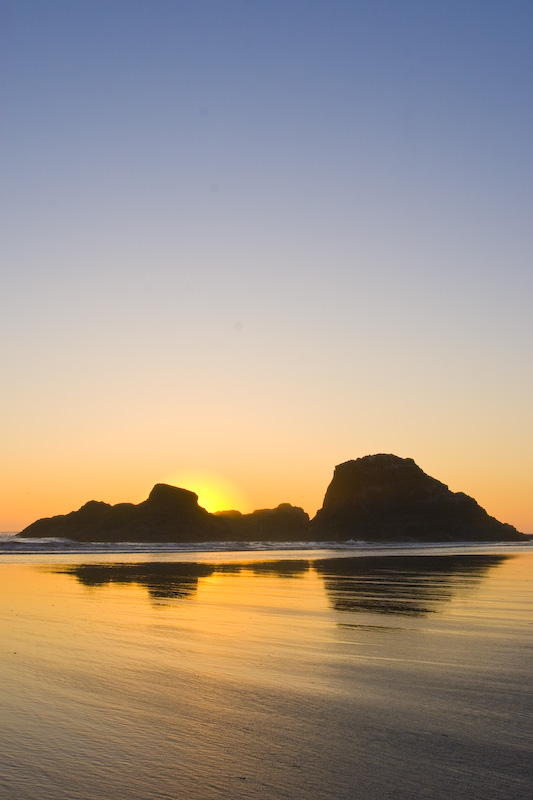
(1, 552), (532, 800)
(0, 560), (337, 695)
(445, 552), (533, 625)
(1, 555), (532, 701)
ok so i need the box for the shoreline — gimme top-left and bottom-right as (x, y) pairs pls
(0, 537), (531, 565)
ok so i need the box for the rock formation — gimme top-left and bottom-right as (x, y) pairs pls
(18, 484), (308, 543)
(215, 504), (310, 541)
(18, 455), (525, 543)
(19, 484), (231, 542)
(310, 454), (525, 542)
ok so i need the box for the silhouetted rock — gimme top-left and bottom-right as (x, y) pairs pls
(19, 484), (232, 542)
(18, 456), (525, 543)
(18, 489), (308, 543)
(310, 455), (525, 542)
(215, 504), (310, 541)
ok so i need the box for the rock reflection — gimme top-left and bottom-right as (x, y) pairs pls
(315, 554), (509, 616)
(57, 562), (216, 600)
(55, 554), (509, 614)
(55, 559), (312, 601)
(214, 560), (311, 577)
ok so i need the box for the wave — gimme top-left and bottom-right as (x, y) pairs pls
(0, 533), (531, 556)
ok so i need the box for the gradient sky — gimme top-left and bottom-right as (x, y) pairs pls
(2, 1), (532, 532)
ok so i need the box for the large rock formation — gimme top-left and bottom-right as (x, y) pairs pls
(309, 454), (525, 542)
(19, 484), (232, 542)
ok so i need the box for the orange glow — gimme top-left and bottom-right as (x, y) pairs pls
(165, 470), (248, 513)
(2, 449), (531, 534)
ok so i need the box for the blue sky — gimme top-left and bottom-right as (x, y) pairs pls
(2, 1), (532, 530)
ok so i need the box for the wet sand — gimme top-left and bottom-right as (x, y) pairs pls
(0, 549), (532, 799)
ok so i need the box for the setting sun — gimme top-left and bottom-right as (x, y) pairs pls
(166, 470), (248, 514)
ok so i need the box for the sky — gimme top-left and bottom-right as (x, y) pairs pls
(1, 0), (532, 532)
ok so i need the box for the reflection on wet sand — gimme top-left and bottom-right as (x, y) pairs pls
(56, 562), (216, 600)
(215, 559), (311, 577)
(55, 554), (509, 615)
(3, 552), (532, 800)
(316, 554), (507, 615)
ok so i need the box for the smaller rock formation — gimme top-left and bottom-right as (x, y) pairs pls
(310, 455), (525, 542)
(215, 504), (310, 541)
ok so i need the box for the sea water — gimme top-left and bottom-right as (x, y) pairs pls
(0, 544), (532, 799)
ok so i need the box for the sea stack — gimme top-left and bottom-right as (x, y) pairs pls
(310, 454), (525, 542)
(19, 484), (232, 542)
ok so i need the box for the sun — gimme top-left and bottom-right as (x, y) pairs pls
(166, 470), (247, 514)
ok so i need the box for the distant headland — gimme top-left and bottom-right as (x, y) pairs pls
(18, 454), (526, 543)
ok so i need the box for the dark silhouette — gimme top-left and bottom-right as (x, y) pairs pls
(18, 455), (526, 542)
(20, 484), (232, 542)
(215, 504), (310, 541)
(310, 455), (525, 542)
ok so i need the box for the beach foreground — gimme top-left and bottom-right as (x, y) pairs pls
(1, 547), (532, 800)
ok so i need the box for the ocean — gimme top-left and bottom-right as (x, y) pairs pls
(0, 540), (532, 799)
